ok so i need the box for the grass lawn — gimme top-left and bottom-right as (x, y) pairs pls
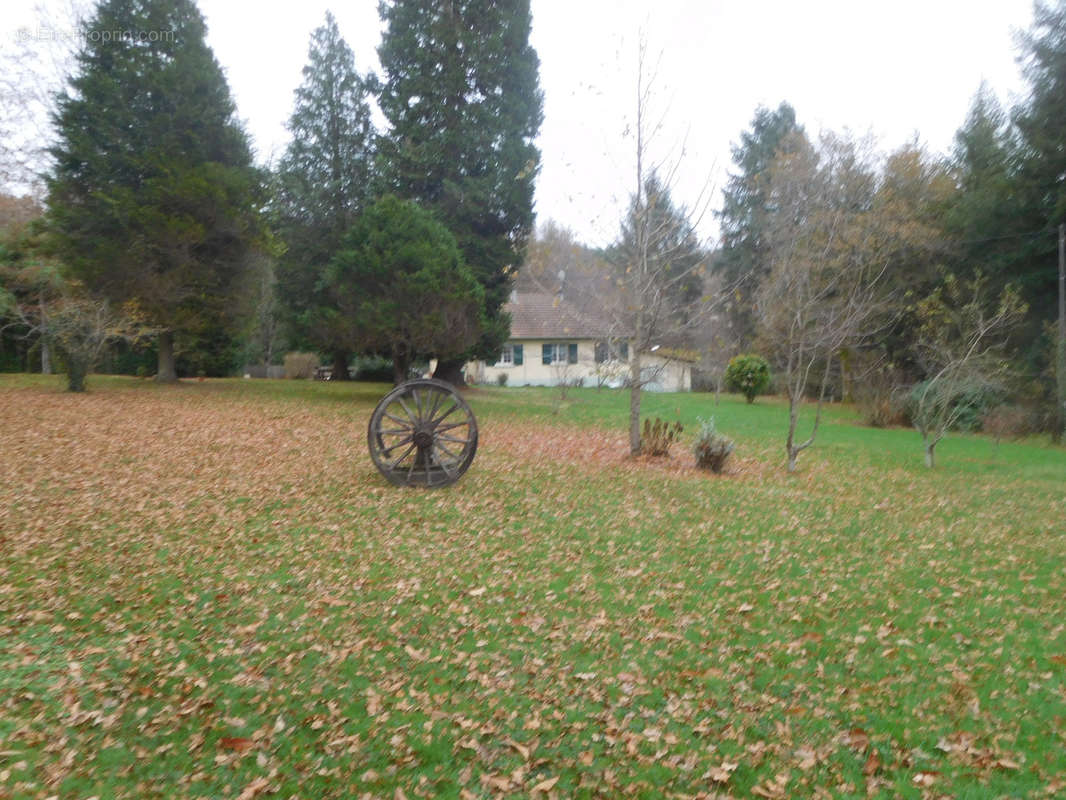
(1, 374), (1064, 799)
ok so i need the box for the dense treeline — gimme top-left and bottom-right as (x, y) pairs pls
(1, 0), (542, 388)
(713, 2), (1066, 439)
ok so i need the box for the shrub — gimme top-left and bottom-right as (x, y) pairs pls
(981, 405), (1033, 443)
(693, 417), (734, 473)
(724, 354), (771, 403)
(283, 351), (319, 380)
(853, 365), (909, 427)
(640, 417), (683, 456)
(496, 372), (508, 386)
(352, 355), (392, 382)
(906, 379), (1002, 433)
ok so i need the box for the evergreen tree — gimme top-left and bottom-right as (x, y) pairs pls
(715, 102), (806, 343)
(47, 0), (264, 381)
(1012, 0), (1066, 325)
(608, 172), (706, 340)
(322, 196), (485, 385)
(944, 84), (1036, 345)
(275, 11), (375, 380)
(377, 0), (543, 384)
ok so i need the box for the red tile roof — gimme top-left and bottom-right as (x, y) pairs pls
(505, 291), (617, 339)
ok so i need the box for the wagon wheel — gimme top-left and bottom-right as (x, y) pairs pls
(367, 378), (478, 488)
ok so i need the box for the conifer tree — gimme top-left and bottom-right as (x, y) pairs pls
(715, 102), (806, 343)
(322, 195), (485, 385)
(47, 0), (264, 381)
(1012, 1), (1066, 322)
(275, 11), (375, 380)
(377, 0), (543, 384)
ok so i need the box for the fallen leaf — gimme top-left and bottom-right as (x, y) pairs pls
(710, 761), (739, 783)
(219, 737), (254, 753)
(912, 771), (939, 787)
(863, 750), (881, 775)
(506, 738), (530, 760)
(236, 776), (269, 800)
(531, 775), (559, 793)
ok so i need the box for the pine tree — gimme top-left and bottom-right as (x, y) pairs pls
(275, 11), (375, 380)
(377, 0), (543, 384)
(322, 195), (485, 385)
(715, 102), (806, 343)
(946, 86), (1022, 290)
(47, 0), (264, 381)
(1012, 1), (1066, 322)
(609, 173), (706, 338)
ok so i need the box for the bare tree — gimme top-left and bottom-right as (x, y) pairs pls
(0, 2), (88, 195)
(756, 132), (894, 472)
(2, 283), (147, 391)
(909, 274), (1025, 467)
(610, 38), (722, 455)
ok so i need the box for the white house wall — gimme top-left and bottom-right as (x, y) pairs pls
(467, 340), (691, 392)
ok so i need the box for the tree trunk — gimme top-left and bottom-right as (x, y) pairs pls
(392, 346), (409, 386)
(628, 353), (643, 455)
(66, 356), (87, 392)
(331, 351), (351, 381)
(924, 439), (936, 469)
(785, 396), (800, 473)
(156, 331), (177, 383)
(432, 356), (466, 387)
(40, 293), (51, 375)
(714, 372), (722, 406)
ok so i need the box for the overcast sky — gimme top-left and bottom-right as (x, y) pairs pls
(6, 0), (1038, 246)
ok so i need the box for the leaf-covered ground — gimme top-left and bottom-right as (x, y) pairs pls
(1, 376), (1064, 799)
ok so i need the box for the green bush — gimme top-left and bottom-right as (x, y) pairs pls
(496, 372), (508, 386)
(693, 417), (734, 473)
(906, 379), (1002, 433)
(724, 354), (771, 403)
(352, 355), (393, 382)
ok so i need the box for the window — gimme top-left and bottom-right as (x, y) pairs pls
(496, 343), (522, 367)
(595, 340), (629, 363)
(542, 343), (577, 365)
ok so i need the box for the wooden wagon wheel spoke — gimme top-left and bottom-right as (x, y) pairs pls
(433, 447), (458, 476)
(382, 411), (411, 427)
(382, 435), (414, 454)
(429, 402), (460, 426)
(396, 397), (417, 424)
(386, 442), (417, 469)
(367, 378), (478, 488)
(433, 420), (469, 433)
(435, 433), (471, 445)
(434, 441), (463, 463)
(425, 390), (444, 423)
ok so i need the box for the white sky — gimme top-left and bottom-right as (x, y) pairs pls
(5, 0), (1037, 247)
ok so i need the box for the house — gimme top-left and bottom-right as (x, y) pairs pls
(465, 291), (694, 391)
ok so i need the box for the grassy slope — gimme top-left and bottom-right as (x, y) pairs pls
(1, 375), (1064, 799)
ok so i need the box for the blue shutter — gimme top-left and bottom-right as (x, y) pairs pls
(542, 344), (551, 365)
(568, 343), (578, 364)
(513, 344), (523, 365)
